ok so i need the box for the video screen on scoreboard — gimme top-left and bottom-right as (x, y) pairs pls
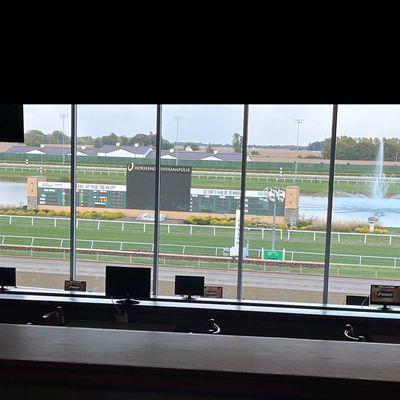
(126, 164), (192, 211)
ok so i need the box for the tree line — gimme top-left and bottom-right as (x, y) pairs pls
(322, 136), (400, 161)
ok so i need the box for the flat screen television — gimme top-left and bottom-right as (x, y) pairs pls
(105, 266), (151, 300)
(175, 275), (204, 298)
(346, 295), (369, 306)
(0, 267), (16, 291)
(0, 105), (24, 142)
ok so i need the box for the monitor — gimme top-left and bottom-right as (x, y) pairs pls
(175, 275), (204, 298)
(0, 105), (24, 143)
(346, 295), (369, 306)
(0, 267), (16, 291)
(105, 266), (151, 300)
(370, 285), (400, 309)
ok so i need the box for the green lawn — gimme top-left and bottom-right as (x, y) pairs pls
(1, 215), (400, 280)
(3, 166), (400, 196)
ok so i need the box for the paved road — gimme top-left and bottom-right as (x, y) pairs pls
(3, 255), (400, 295)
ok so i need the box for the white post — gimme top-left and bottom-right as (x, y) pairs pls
(213, 227), (216, 237)
(190, 225), (193, 235)
(143, 223), (146, 233)
(54, 219), (57, 228)
(364, 235), (367, 244)
(389, 235), (392, 246)
(337, 233), (340, 243)
(262, 229), (264, 239)
(122, 222), (125, 231)
(31, 217), (34, 226)
(97, 220), (100, 230)
(168, 225), (170, 234)
(8, 216), (11, 225)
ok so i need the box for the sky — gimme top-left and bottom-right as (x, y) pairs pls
(23, 104), (400, 146)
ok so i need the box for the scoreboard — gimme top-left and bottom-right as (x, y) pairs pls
(125, 164), (192, 211)
(190, 189), (285, 216)
(37, 182), (284, 216)
(38, 182), (126, 208)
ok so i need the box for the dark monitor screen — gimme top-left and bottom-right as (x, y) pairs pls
(105, 266), (151, 299)
(0, 267), (16, 287)
(175, 275), (204, 296)
(346, 295), (369, 306)
(0, 105), (24, 143)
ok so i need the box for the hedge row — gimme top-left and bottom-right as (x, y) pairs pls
(0, 208), (125, 220)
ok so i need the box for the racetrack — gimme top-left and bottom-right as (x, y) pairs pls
(4, 255), (400, 297)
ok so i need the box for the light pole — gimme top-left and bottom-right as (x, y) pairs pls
(261, 187), (285, 252)
(174, 116), (181, 166)
(293, 118), (304, 179)
(60, 113), (68, 169)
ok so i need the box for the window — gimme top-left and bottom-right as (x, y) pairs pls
(241, 105), (333, 303)
(76, 105), (156, 293)
(0, 105), (71, 289)
(157, 105), (244, 298)
(329, 105), (400, 304)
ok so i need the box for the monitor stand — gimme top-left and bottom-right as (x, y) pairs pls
(0, 286), (10, 293)
(183, 294), (196, 302)
(380, 304), (392, 311)
(116, 296), (140, 306)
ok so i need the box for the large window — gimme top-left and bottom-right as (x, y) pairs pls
(328, 105), (400, 304)
(157, 105), (244, 298)
(75, 105), (156, 293)
(0, 105), (71, 289)
(10, 103), (395, 307)
(240, 105), (332, 303)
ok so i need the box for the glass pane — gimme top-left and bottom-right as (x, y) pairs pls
(76, 105), (156, 293)
(158, 105), (244, 299)
(241, 105), (332, 303)
(330, 105), (400, 305)
(0, 105), (71, 290)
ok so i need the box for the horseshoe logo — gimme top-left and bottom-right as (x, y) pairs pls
(127, 162), (134, 172)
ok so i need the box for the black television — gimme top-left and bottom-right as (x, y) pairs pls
(0, 267), (16, 291)
(105, 266), (151, 300)
(346, 295), (369, 306)
(0, 105), (24, 143)
(175, 275), (204, 300)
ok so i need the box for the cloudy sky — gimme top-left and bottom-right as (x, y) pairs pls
(23, 104), (400, 146)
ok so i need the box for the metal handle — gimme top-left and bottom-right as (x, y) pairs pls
(344, 324), (366, 342)
(208, 318), (221, 334)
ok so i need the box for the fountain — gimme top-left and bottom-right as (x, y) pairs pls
(299, 139), (400, 227)
(372, 140), (394, 201)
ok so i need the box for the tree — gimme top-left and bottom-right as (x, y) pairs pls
(206, 143), (213, 153)
(24, 130), (47, 147)
(232, 133), (242, 153)
(77, 136), (94, 146)
(48, 130), (71, 145)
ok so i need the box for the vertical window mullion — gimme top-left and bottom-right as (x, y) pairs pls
(322, 104), (338, 304)
(237, 104), (249, 300)
(152, 104), (162, 296)
(70, 104), (77, 281)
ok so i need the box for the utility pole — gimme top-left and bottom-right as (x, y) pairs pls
(174, 116), (181, 166)
(293, 118), (304, 180)
(60, 113), (68, 169)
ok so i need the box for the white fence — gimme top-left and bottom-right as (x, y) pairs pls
(1, 232), (400, 270)
(1, 214), (400, 246)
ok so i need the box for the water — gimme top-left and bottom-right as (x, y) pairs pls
(300, 195), (400, 227)
(0, 181), (27, 207)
